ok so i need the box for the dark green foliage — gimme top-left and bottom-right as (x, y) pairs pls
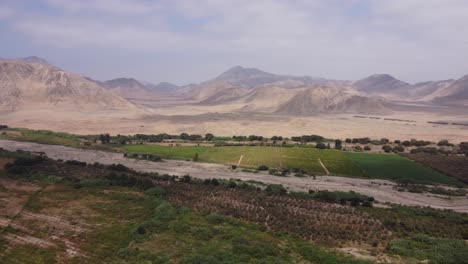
(387, 234), (468, 264)
(382, 145), (393, 153)
(316, 142), (327, 149)
(107, 163), (130, 171)
(205, 213), (225, 224)
(205, 133), (215, 141)
(181, 175), (192, 183)
(334, 139), (342, 150)
(257, 165), (269, 171)
(265, 184), (287, 195)
(65, 160), (87, 166)
(291, 135), (324, 143)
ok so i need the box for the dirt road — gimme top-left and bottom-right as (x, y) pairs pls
(1, 139), (467, 213)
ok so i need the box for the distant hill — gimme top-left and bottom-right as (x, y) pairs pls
(102, 78), (158, 100)
(143, 81), (184, 95)
(275, 85), (390, 115)
(0, 58), (140, 113)
(353, 74), (408, 94)
(186, 65), (344, 101)
(21, 56), (50, 65)
(387, 80), (455, 101)
(432, 74), (468, 105)
(236, 86), (303, 112)
(215, 65), (337, 89)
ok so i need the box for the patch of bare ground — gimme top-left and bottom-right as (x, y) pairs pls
(0, 180), (91, 261)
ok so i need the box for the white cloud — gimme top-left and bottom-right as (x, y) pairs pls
(46, 0), (162, 15)
(0, 6), (14, 19)
(4, 0), (468, 82)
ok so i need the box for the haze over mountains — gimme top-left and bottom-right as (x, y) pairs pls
(0, 56), (467, 117)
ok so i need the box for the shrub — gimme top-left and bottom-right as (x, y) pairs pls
(266, 184), (287, 195)
(257, 165), (269, 171)
(145, 187), (167, 197)
(206, 213), (225, 224)
(153, 202), (177, 222)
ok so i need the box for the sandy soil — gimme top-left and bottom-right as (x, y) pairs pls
(1, 139), (467, 213)
(2, 104), (468, 142)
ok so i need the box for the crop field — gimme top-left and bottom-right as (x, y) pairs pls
(123, 145), (367, 177)
(402, 153), (468, 184)
(0, 128), (81, 147)
(344, 153), (462, 186)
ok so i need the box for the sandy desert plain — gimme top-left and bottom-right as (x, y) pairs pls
(2, 97), (468, 143)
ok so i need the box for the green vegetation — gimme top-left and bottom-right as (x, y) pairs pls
(387, 234), (468, 264)
(123, 145), (366, 177)
(344, 152), (462, 186)
(0, 178), (369, 263)
(0, 128), (81, 147)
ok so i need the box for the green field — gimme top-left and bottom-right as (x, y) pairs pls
(124, 145), (367, 177)
(0, 128), (81, 147)
(345, 152), (462, 186)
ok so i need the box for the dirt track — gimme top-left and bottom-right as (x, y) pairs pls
(1, 139), (467, 213)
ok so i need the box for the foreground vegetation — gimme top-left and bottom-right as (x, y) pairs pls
(0, 150), (467, 263)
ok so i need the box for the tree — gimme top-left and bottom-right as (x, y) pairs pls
(394, 146), (405, 152)
(193, 153), (199, 162)
(205, 133), (215, 141)
(334, 139), (342, 150)
(380, 138), (390, 144)
(364, 146), (371, 151)
(316, 142), (327, 149)
(382, 145), (393, 153)
(99, 133), (111, 144)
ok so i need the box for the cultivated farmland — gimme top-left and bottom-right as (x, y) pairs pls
(123, 145), (367, 177)
(344, 153), (462, 186)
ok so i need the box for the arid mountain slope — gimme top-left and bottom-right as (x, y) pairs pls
(102, 78), (158, 100)
(236, 86), (304, 111)
(200, 87), (250, 105)
(0, 59), (139, 112)
(432, 75), (468, 104)
(188, 66), (345, 101)
(353, 74), (408, 94)
(276, 85), (390, 115)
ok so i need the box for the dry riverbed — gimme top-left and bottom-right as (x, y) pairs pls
(1, 139), (467, 213)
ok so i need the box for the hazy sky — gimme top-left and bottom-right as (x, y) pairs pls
(1, 0), (467, 85)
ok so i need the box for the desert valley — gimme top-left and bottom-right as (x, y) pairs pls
(1, 1), (468, 263)
(1, 56), (468, 141)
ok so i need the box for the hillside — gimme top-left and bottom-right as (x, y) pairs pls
(276, 85), (390, 115)
(0, 59), (139, 112)
(103, 77), (158, 100)
(432, 75), (468, 104)
(353, 74), (408, 94)
(199, 87), (250, 105)
(236, 86), (303, 111)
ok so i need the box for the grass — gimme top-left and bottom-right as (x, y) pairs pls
(344, 152), (462, 186)
(123, 145), (367, 177)
(0, 181), (371, 263)
(0, 128), (81, 147)
(387, 234), (468, 264)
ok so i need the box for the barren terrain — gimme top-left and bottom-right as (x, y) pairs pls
(1, 139), (466, 212)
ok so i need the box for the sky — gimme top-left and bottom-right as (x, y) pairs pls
(0, 0), (467, 85)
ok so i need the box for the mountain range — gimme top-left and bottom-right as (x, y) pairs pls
(0, 57), (138, 112)
(0, 56), (467, 116)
